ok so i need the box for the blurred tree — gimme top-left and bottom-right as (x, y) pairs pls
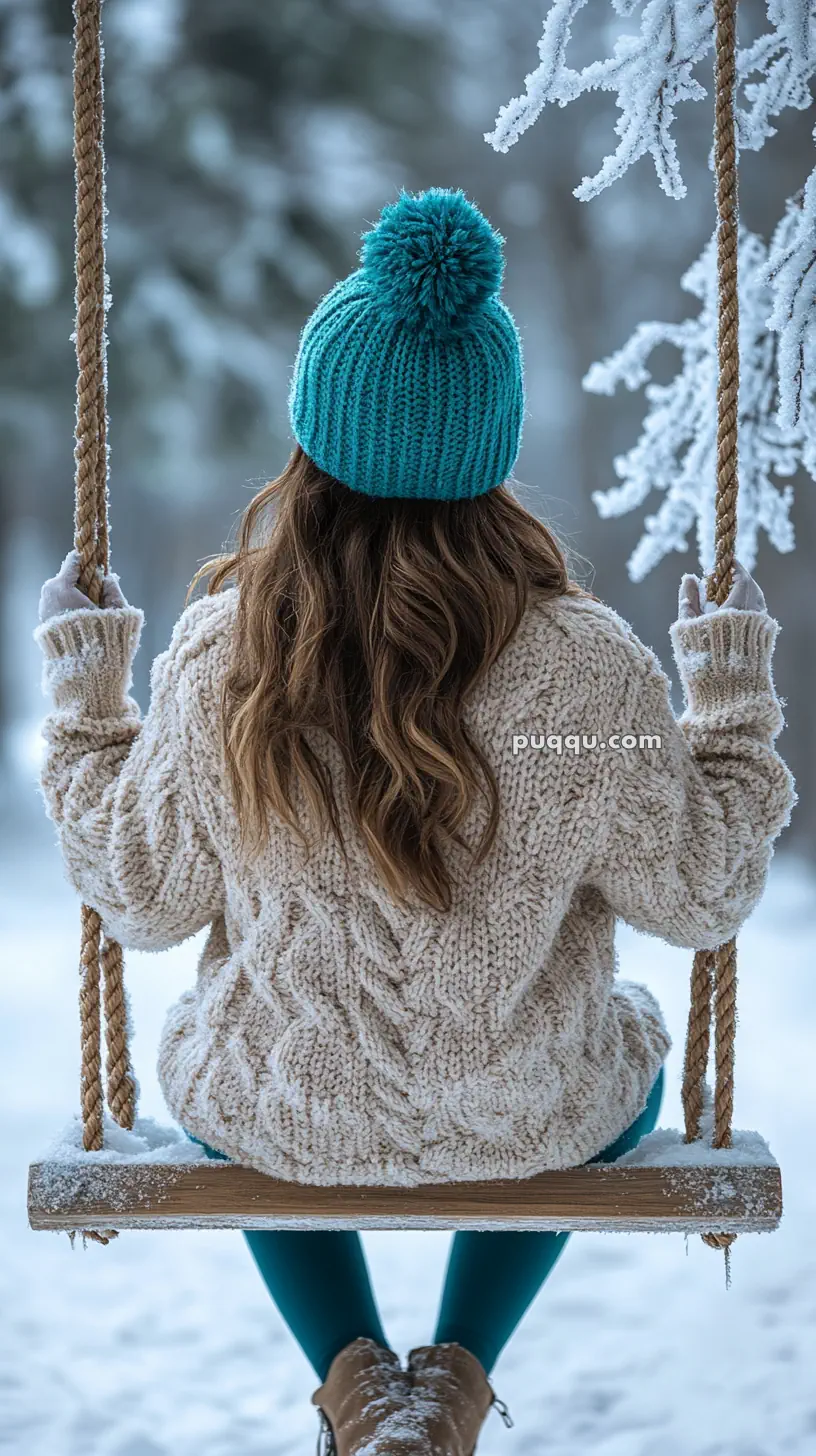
(0, 0), (454, 665)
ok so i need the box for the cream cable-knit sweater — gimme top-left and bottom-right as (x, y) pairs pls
(34, 589), (795, 1185)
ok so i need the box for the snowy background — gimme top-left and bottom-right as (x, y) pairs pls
(1, 1), (815, 1452)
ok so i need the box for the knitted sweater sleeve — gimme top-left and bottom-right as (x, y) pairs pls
(33, 602), (225, 952)
(585, 608), (797, 950)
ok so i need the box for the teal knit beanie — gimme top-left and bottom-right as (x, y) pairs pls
(288, 188), (524, 500)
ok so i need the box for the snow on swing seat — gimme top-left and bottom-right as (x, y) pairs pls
(27, 1111), (782, 1236)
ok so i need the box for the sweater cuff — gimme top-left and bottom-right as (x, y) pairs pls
(669, 608), (781, 728)
(34, 605), (144, 717)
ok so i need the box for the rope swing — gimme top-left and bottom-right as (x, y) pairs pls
(72, 0), (135, 1186)
(681, 0), (742, 1276)
(58, 0), (757, 1266)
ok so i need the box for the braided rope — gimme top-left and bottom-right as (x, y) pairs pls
(72, 0), (136, 1173)
(102, 936), (136, 1127)
(73, 0), (104, 609)
(681, 0), (740, 1279)
(78, 907), (103, 1152)
(681, 950), (713, 1142)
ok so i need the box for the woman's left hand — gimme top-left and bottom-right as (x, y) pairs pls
(38, 549), (129, 623)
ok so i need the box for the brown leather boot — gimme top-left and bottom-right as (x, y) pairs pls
(406, 1343), (514, 1456)
(311, 1336), (432, 1455)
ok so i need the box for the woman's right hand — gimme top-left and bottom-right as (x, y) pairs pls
(678, 558), (766, 621)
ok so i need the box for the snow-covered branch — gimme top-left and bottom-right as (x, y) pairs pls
(738, 0), (815, 153)
(487, 0), (816, 198)
(570, 0), (713, 200)
(764, 157), (816, 465)
(585, 229), (798, 579)
(484, 0), (589, 155)
(487, 0), (816, 578)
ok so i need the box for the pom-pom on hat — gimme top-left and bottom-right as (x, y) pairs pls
(359, 188), (504, 336)
(288, 188), (524, 501)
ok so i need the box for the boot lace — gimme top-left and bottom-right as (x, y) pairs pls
(491, 1393), (514, 1429)
(315, 1406), (338, 1456)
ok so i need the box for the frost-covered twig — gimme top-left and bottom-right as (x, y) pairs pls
(737, 0), (816, 151)
(487, 0), (816, 572)
(487, 0), (816, 197)
(571, 0), (714, 200)
(484, 0), (588, 155)
(487, 0), (713, 199)
(586, 229), (798, 579)
(764, 159), (816, 460)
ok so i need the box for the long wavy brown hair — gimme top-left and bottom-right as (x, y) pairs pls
(189, 446), (588, 912)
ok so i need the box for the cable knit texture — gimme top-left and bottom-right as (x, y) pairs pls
(33, 591), (796, 1186)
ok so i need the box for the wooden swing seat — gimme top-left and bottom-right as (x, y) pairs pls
(28, 1142), (782, 1235)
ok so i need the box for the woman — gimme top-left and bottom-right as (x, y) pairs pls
(35, 188), (795, 1456)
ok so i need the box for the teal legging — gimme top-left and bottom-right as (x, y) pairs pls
(188, 1065), (664, 1382)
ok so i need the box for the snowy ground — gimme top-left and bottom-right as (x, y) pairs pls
(2, 796), (815, 1456)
